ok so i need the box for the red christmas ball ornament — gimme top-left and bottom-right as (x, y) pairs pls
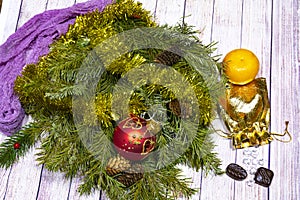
(113, 116), (156, 161)
(13, 142), (21, 149)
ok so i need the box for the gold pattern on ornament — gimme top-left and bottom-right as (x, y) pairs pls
(123, 117), (143, 129)
(141, 138), (156, 155)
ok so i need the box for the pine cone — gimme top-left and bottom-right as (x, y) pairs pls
(105, 155), (131, 176)
(168, 99), (181, 117)
(168, 99), (192, 119)
(116, 164), (144, 187)
(154, 46), (183, 66)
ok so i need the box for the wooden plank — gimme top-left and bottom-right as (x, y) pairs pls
(16, 0), (48, 29)
(294, 6), (300, 186)
(0, 132), (11, 199)
(199, 122), (236, 200)
(68, 177), (101, 200)
(240, 0), (273, 79)
(100, 192), (109, 200)
(298, 0), (300, 64)
(0, 167), (11, 199)
(199, 0), (243, 199)
(269, 0), (300, 199)
(136, 0), (157, 17)
(36, 169), (71, 200)
(179, 1), (215, 197)
(0, 0), (22, 44)
(0, 117), (34, 199)
(46, 0), (75, 10)
(155, 0), (185, 26)
(1, 0), (47, 198)
(0, 1), (298, 200)
(235, 146), (270, 200)
(4, 147), (43, 199)
(75, 0), (89, 3)
(234, 0), (272, 199)
(210, 0), (243, 55)
(184, 0), (215, 44)
(175, 164), (202, 200)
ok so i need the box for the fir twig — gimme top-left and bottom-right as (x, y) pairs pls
(123, 167), (196, 200)
(0, 121), (47, 168)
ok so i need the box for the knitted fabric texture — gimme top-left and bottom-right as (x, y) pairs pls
(0, 0), (112, 136)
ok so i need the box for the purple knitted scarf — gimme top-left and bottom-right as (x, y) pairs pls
(0, 0), (113, 136)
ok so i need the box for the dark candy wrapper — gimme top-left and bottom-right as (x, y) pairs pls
(226, 163), (248, 181)
(254, 167), (274, 187)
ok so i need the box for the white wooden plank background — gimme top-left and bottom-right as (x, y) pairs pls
(0, 0), (299, 199)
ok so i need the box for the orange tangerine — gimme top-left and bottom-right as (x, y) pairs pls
(222, 48), (260, 85)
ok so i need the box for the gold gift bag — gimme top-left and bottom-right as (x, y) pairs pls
(218, 78), (291, 149)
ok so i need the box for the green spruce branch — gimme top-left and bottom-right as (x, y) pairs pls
(0, 120), (49, 168)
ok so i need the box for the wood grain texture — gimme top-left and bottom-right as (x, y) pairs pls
(297, 0), (300, 65)
(211, 0), (243, 54)
(234, 0), (272, 199)
(155, 0), (185, 26)
(137, 0), (157, 17)
(0, 0), (299, 199)
(269, 0), (300, 200)
(0, 0), (47, 199)
(75, 0), (91, 3)
(36, 169), (71, 200)
(181, 0), (214, 199)
(184, 0), (214, 44)
(4, 147), (42, 200)
(67, 177), (101, 200)
(16, 0), (48, 29)
(0, 0), (22, 44)
(176, 164), (202, 200)
(0, 166), (11, 199)
(198, 1), (242, 200)
(0, 116), (33, 199)
(46, 0), (75, 10)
